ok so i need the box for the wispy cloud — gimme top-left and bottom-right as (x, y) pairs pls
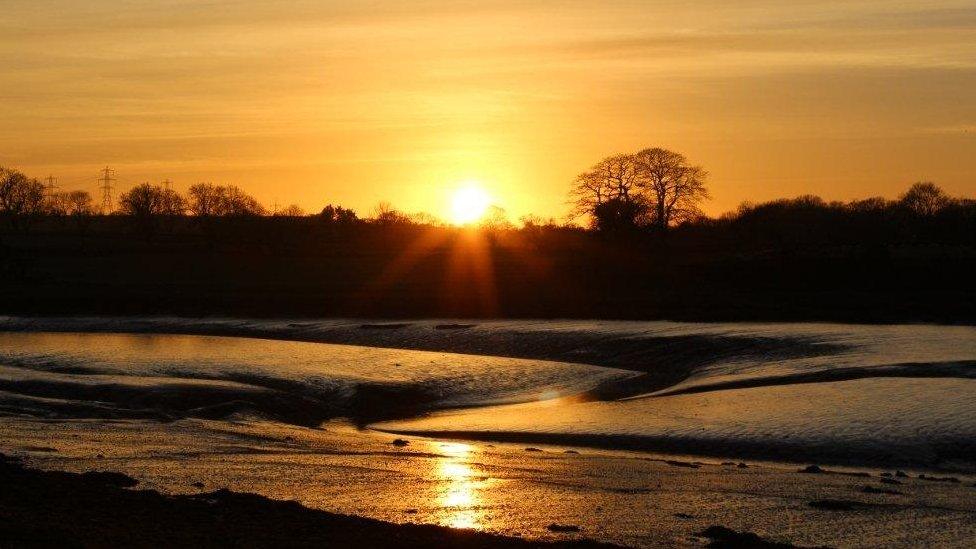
(1, 0), (974, 217)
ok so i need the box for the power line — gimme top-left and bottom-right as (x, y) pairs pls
(98, 167), (116, 214)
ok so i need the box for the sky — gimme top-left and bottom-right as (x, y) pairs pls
(1, 0), (974, 220)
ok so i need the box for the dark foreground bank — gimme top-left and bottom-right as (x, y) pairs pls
(2, 222), (975, 323)
(0, 455), (620, 549)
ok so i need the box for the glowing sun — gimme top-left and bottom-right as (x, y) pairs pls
(450, 184), (491, 225)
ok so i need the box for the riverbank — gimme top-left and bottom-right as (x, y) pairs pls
(3, 419), (975, 548)
(0, 454), (619, 548)
(2, 323), (976, 470)
(3, 320), (976, 546)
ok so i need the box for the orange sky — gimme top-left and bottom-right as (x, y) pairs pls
(2, 1), (974, 221)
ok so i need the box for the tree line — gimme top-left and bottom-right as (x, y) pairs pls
(3, 150), (974, 246)
(570, 147), (975, 248)
(0, 167), (514, 234)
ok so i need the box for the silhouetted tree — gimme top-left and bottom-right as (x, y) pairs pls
(220, 186), (266, 216)
(409, 212), (443, 226)
(43, 192), (70, 217)
(118, 183), (185, 238)
(188, 183), (265, 217)
(161, 188), (186, 216)
(61, 191), (94, 214)
(726, 195), (841, 248)
(633, 147), (709, 231)
(570, 154), (645, 229)
(569, 170), (608, 219)
(519, 214), (560, 229)
(598, 154), (641, 203)
(188, 183), (224, 216)
(847, 196), (889, 213)
(118, 184), (159, 216)
(276, 204), (305, 217)
(64, 190), (95, 234)
(0, 167), (46, 231)
(571, 148), (708, 231)
(900, 182), (950, 216)
(319, 204), (358, 224)
(593, 197), (647, 233)
(372, 201), (412, 225)
(480, 205), (514, 231)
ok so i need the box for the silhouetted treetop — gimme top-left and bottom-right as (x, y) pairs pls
(372, 201), (414, 226)
(900, 181), (950, 216)
(119, 183), (186, 217)
(0, 166), (47, 231)
(0, 167), (45, 217)
(320, 204), (358, 224)
(633, 147), (709, 230)
(188, 183), (266, 217)
(480, 205), (514, 231)
(276, 204), (306, 217)
(571, 147), (709, 232)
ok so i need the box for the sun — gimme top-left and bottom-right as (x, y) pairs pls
(450, 184), (491, 225)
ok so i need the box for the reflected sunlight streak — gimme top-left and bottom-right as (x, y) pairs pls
(436, 442), (486, 530)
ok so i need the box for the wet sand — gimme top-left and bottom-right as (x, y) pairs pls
(2, 418), (975, 548)
(3, 326), (975, 471)
(0, 454), (616, 548)
(2, 321), (976, 546)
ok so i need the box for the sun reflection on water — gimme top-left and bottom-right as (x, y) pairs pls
(439, 442), (474, 457)
(436, 442), (487, 530)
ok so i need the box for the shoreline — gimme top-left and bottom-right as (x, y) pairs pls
(370, 427), (976, 475)
(4, 315), (971, 368)
(0, 454), (620, 549)
(3, 418), (976, 548)
(3, 320), (976, 474)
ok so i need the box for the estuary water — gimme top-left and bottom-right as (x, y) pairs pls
(2, 317), (976, 546)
